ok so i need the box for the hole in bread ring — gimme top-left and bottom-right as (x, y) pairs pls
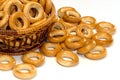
(56, 50), (79, 67)
(48, 30), (67, 43)
(85, 45), (107, 60)
(0, 55), (16, 70)
(23, 2), (44, 23)
(4, 0), (23, 15)
(13, 63), (37, 79)
(9, 12), (30, 30)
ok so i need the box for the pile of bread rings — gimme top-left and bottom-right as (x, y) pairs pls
(0, 0), (52, 31)
(0, 1), (116, 80)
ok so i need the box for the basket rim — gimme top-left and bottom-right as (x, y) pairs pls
(0, 3), (56, 35)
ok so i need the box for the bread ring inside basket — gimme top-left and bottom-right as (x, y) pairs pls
(0, 0), (55, 55)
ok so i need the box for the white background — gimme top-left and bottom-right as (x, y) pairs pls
(0, 0), (120, 80)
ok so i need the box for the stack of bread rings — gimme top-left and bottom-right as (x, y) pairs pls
(41, 6), (115, 66)
(0, 0), (52, 31)
(0, 1), (116, 80)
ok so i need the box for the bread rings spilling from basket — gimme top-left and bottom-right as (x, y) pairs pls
(41, 7), (116, 65)
(0, 1), (116, 80)
(0, 0), (52, 30)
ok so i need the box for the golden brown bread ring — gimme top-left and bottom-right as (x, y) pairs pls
(92, 32), (113, 47)
(59, 18), (78, 29)
(60, 42), (72, 51)
(48, 30), (67, 43)
(45, 0), (52, 14)
(40, 42), (62, 57)
(50, 22), (65, 31)
(39, 0), (46, 8)
(81, 16), (96, 29)
(56, 50), (79, 67)
(66, 26), (77, 36)
(65, 35), (86, 50)
(57, 7), (75, 18)
(0, 0), (9, 10)
(77, 39), (96, 54)
(9, 12), (30, 30)
(22, 52), (45, 67)
(20, 0), (38, 3)
(0, 55), (16, 70)
(63, 10), (81, 23)
(13, 63), (37, 79)
(23, 2), (44, 23)
(77, 24), (93, 38)
(96, 21), (116, 35)
(0, 11), (9, 29)
(4, 0), (23, 15)
(85, 45), (107, 60)
(0, 0), (5, 5)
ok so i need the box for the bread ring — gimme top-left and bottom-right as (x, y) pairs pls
(22, 52), (45, 67)
(23, 2), (44, 23)
(59, 18), (78, 29)
(50, 22), (65, 31)
(38, 0), (46, 8)
(56, 50), (79, 67)
(81, 16), (96, 29)
(4, 0), (23, 15)
(57, 7), (75, 18)
(48, 30), (67, 43)
(92, 32), (113, 47)
(13, 63), (37, 79)
(0, 0), (5, 5)
(65, 35), (86, 50)
(0, 11), (9, 29)
(60, 42), (72, 51)
(63, 10), (81, 23)
(67, 26), (77, 36)
(77, 39), (96, 54)
(45, 0), (52, 14)
(0, 0), (9, 10)
(77, 24), (93, 38)
(9, 12), (30, 30)
(20, 0), (38, 3)
(40, 42), (62, 57)
(0, 55), (16, 70)
(96, 21), (116, 35)
(85, 45), (107, 60)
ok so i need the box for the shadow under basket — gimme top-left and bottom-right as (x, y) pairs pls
(0, 4), (56, 55)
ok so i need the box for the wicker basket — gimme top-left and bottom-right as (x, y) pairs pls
(0, 3), (56, 55)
